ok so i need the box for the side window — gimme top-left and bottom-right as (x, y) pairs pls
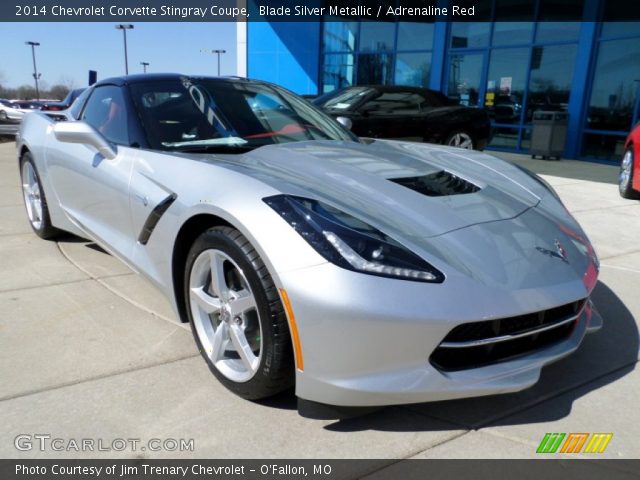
(361, 91), (426, 115)
(81, 86), (129, 145)
(69, 89), (91, 119)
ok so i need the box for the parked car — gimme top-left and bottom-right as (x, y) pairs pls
(620, 123), (640, 199)
(0, 99), (25, 121)
(11, 100), (44, 110)
(313, 85), (491, 150)
(40, 88), (86, 111)
(17, 74), (601, 416)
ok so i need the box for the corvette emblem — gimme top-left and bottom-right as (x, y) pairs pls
(536, 240), (569, 263)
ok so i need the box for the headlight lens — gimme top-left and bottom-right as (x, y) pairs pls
(264, 195), (444, 283)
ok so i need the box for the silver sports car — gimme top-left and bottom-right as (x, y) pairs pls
(17, 74), (602, 417)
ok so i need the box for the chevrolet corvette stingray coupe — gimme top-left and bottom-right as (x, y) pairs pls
(620, 124), (640, 200)
(17, 74), (602, 417)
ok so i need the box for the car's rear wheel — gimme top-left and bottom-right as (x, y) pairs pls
(445, 131), (475, 150)
(20, 153), (60, 239)
(619, 147), (640, 199)
(185, 226), (294, 399)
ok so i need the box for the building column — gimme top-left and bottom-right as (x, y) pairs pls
(565, 0), (600, 159)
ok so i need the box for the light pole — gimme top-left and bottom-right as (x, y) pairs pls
(25, 41), (41, 100)
(114, 24), (134, 75)
(140, 61), (149, 73)
(201, 49), (226, 76)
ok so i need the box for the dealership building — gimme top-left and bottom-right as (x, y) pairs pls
(237, 0), (639, 162)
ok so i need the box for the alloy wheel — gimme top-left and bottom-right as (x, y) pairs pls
(620, 149), (633, 191)
(21, 161), (43, 230)
(447, 132), (474, 149)
(189, 249), (262, 383)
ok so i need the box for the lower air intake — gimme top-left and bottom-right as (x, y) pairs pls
(430, 299), (586, 371)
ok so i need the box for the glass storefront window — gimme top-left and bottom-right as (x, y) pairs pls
(586, 38), (640, 131)
(323, 20), (358, 53)
(526, 44), (576, 122)
(450, 23), (491, 48)
(489, 127), (520, 149)
(360, 22), (395, 52)
(581, 133), (627, 161)
(397, 22), (434, 51)
(601, 22), (640, 38)
(395, 53), (432, 87)
(492, 0), (535, 45)
(536, 0), (583, 41)
(492, 22), (534, 45)
(486, 48), (529, 124)
(322, 54), (355, 94)
(535, 22), (581, 43)
(448, 53), (484, 107)
(357, 53), (394, 85)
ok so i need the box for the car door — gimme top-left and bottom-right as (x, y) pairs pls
(354, 90), (423, 140)
(46, 85), (137, 262)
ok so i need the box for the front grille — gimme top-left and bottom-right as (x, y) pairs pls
(430, 299), (586, 371)
(390, 171), (480, 197)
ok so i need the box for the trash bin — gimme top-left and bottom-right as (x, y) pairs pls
(530, 111), (568, 160)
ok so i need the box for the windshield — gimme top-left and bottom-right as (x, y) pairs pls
(313, 87), (371, 111)
(129, 78), (356, 152)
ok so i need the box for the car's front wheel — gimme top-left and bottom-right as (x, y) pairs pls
(20, 152), (60, 239)
(185, 226), (294, 399)
(445, 130), (475, 150)
(619, 147), (640, 199)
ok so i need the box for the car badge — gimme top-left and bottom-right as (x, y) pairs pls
(536, 240), (568, 263)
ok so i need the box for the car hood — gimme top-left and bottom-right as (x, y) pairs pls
(210, 139), (544, 239)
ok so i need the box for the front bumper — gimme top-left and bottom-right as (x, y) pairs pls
(279, 262), (601, 407)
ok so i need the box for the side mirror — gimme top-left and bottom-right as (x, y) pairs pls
(52, 121), (117, 160)
(336, 116), (353, 130)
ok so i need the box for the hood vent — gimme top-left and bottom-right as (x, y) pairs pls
(390, 170), (480, 197)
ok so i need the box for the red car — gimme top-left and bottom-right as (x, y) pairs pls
(620, 124), (640, 199)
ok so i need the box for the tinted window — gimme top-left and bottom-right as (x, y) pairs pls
(362, 91), (427, 115)
(82, 86), (129, 145)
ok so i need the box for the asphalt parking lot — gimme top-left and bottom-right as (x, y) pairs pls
(0, 140), (639, 467)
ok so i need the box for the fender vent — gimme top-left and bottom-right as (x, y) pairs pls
(390, 171), (480, 197)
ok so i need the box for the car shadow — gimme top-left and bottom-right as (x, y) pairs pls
(323, 280), (637, 432)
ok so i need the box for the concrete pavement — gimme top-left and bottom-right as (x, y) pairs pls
(0, 141), (638, 465)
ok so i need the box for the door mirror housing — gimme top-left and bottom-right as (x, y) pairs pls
(52, 121), (117, 160)
(336, 116), (353, 130)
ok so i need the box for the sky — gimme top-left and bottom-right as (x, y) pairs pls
(0, 22), (237, 90)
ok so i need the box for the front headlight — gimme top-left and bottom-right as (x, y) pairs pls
(264, 195), (444, 283)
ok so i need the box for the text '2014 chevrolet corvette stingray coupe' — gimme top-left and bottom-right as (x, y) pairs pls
(17, 74), (602, 417)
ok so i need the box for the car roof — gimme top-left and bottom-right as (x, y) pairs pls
(349, 85), (442, 95)
(94, 73), (262, 88)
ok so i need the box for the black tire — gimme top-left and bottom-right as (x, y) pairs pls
(444, 130), (475, 150)
(19, 152), (61, 239)
(184, 226), (294, 400)
(619, 147), (640, 199)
